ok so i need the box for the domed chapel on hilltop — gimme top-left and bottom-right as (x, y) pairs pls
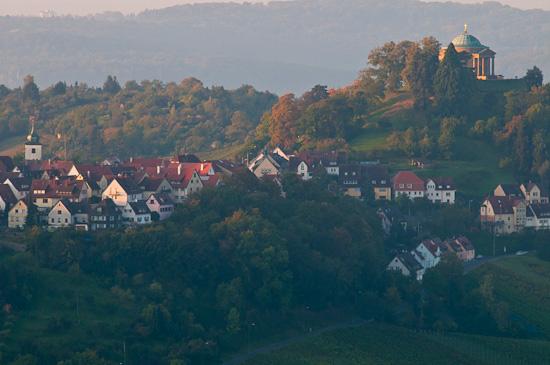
(439, 25), (502, 80)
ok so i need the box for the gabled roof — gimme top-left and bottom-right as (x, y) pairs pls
(54, 198), (89, 215)
(6, 177), (32, 191)
(124, 158), (168, 168)
(40, 160), (74, 175)
(126, 201), (151, 215)
(522, 182), (549, 197)
(419, 240), (439, 258)
(445, 238), (463, 253)
(496, 184), (523, 197)
(171, 154), (201, 163)
(0, 184), (17, 205)
(378, 206), (406, 222)
(529, 204), (550, 219)
(397, 252), (423, 273)
(484, 196), (519, 215)
(209, 159), (242, 176)
(149, 193), (174, 206)
(110, 177), (142, 195)
(0, 156), (14, 172)
(425, 177), (455, 191)
(138, 177), (168, 192)
(456, 236), (474, 251)
(31, 179), (86, 200)
(295, 150), (346, 165)
(431, 237), (452, 255)
(91, 198), (121, 216)
(339, 164), (361, 187)
(391, 171), (424, 191)
(0, 172), (23, 183)
(362, 165), (390, 187)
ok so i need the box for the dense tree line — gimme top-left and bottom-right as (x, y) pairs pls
(0, 76), (278, 160)
(467, 74), (550, 181)
(12, 170), (385, 363)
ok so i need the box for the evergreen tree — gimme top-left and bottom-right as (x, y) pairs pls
(22, 74), (39, 102)
(524, 66), (543, 90)
(103, 75), (121, 94)
(434, 43), (477, 116)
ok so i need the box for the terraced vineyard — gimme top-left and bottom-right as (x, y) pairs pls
(244, 323), (550, 365)
(470, 255), (550, 337)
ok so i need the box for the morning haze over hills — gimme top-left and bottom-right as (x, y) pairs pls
(0, 0), (548, 95)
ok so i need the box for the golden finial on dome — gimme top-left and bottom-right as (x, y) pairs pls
(464, 23), (468, 32)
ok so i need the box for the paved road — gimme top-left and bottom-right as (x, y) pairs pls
(463, 251), (534, 273)
(223, 318), (366, 365)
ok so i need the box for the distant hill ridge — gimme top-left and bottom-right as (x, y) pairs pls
(0, 0), (547, 94)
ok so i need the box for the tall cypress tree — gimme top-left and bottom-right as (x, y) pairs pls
(434, 43), (477, 116)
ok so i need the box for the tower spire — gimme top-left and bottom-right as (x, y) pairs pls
(464, 23), (468, 33)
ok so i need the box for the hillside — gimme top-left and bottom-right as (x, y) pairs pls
(0, 0), (548, 94)
(244, 254), (550, 364)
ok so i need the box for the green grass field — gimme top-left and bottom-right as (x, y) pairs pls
(469, 255), (550, 338)
(244, 323), (550, 365)
(348, 91), (516, 200)
(246, 255), (550, 364)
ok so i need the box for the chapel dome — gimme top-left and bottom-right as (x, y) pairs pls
(451, 26), (487, 50)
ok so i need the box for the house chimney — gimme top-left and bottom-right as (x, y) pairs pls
(130, 157), (133, 163)
(157, 165), (160, 174)
(87, 170), (90, 178)
(178, 164), (181, 175)
(201, 163), (204, 171)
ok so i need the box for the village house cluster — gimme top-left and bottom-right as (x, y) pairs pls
(247, 148), (456, 204)
(386, 236), (475, 280)
(0, 128), (458, 232)
(0, 125), (243, 230)
(481, 183), (550, 234)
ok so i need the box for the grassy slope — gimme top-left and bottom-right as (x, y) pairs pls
(245, 322), (550, 365)
(348, 91), (516, 199)
(246, 254), (550, 364)
(469, 254), (550, 337)
(0, 252), (133, 362)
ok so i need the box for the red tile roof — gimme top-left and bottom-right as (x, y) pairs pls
(391, 171), (424, 192)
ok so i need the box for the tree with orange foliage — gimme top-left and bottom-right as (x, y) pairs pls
(268, 93), (300, 149)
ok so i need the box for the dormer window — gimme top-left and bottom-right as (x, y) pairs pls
(407, 184), (412, 188)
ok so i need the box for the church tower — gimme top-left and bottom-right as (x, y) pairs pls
(25, 117), (42, 161)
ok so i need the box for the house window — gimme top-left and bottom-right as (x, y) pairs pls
(446, 193), (451, 197)
(407, 184), (412, 188)
(43, 199), (48, 203)
(51, 218), (54, 223)
(65, 218), (68, 223)
(399, 184), (404, 188)
(32, 148), (36, 153)
(58, 210), (62, 214)
(381, 180), (386, 184)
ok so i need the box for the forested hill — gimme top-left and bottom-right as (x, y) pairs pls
(0, 0), (548, 94)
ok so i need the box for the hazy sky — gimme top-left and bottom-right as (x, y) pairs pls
(1, 0), (548, 17)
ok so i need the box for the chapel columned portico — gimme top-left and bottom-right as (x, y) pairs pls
(439, 24), (501, 80)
